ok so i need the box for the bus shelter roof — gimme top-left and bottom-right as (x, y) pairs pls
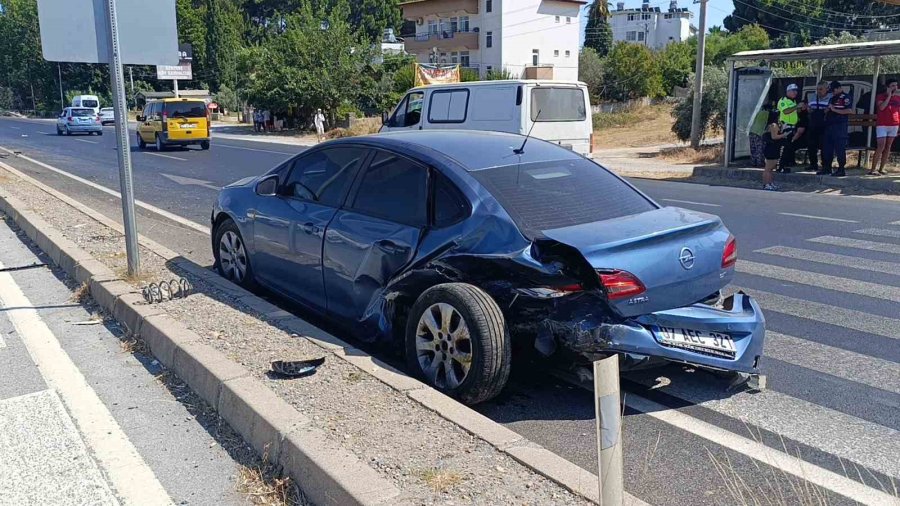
(727, 39), (900, 63)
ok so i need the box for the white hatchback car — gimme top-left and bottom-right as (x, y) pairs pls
(99, 107), (115, 126)
(56, 107), (102, 136)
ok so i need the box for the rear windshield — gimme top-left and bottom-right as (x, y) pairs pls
(82, 100), (99, 108)
(470, 159), (656, 235)
(71, 109), (94, 117)
(165, 101), (207, 118)
(531, 88), (586, 122)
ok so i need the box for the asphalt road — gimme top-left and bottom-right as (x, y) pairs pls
(1, 117), (898, 506)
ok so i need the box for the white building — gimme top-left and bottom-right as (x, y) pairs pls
(400, 0), (585, 81)
(610, 0), (693, 50)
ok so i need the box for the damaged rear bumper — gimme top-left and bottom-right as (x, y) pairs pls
(542, 293), (765, 374)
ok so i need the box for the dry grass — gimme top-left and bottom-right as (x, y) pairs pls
(120, 336), (150, 355)
(70, 281), (91, 303)
(236, 459), (306, 506)
(325, 117), (382, 139)
(659, 145), (724, 165)
(593, 103), (678, 149)
(115, 267), (156, 285)
(419, 467), (463, 493)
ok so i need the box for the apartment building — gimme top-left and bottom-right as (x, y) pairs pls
(610, 0), (693, 50)
(400, 0), (585, 81)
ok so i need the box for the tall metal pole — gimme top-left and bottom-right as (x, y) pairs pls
(173, 79), (179, 98)
(57, 63), (65, 110)
(689, 0), (708, 149)
(104, 0), (140, 276)
(594, 355), (623, 505)
(129, 66), (135, 106)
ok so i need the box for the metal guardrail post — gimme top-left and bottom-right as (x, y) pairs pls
(594, 355), (623, 505)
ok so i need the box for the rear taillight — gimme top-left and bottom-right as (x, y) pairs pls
(599, 270), (645, 300)
(162, 110), (168, 120)
(722, 236), (737, 268)
(67, 116), (73, 122)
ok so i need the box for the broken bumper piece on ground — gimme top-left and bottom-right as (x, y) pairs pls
(541, 292), (766, 376)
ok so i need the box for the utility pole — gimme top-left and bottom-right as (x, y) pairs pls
(689, 0), (708, 149)
(594, 355), (623, 505)
(57, 63), (65, 110)
(129, 66), (134, 107)
(173, 79), (179, 98)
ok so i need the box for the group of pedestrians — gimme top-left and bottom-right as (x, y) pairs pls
(750, 79), (899, 191)
(251, 108), (327, 141)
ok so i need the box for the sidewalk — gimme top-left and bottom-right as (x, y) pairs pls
(211, 124), (318, 147)
(693, 166), (900, 193)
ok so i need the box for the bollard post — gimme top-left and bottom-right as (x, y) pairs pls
(594, 355), (623, 505)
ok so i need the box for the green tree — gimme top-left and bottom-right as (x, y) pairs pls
(578, 47), (605, 101)
(177, 0), (208, 89)
(671, 66), (728, 142)
(604, 42), (663, 100)
(347, 0), (401, 42)
(724, 0), (896, 41)
(584, 0), (613, 57)
(205, 0), (245, 92)
(703, 24), (770, 66)
(657, 40), (693, 94)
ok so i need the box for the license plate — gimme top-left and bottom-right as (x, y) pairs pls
(652, 326), (736, 358)
(180, 123), (197, 129)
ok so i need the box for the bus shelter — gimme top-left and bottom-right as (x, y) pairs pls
(724, 40), (900, 167)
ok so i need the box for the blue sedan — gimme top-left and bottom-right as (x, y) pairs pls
(211, 130), (765, 404)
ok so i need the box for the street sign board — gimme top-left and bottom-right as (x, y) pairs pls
(157, 44), (193, 80)
(37, 0), (178, 65)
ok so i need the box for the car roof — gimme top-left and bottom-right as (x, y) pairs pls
(151, 98), (206, 103)
(328, 130), (583, 171)
(409, 80), (587, 92)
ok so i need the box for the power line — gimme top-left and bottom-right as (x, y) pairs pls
(730, 0), (900, 32)
(766, 0), (900, 20)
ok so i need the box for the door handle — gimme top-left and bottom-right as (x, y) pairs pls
(301, 222), (318, 235)
(375, 240), (409, 255)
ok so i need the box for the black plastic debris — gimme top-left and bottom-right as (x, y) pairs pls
(270, 357), (326, 379)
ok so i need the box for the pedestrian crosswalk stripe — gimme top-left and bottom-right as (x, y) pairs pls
(765, 332), (900, 395)
(737, 261), (900, 303)
(755, 246), (900, 275)
(891, 220), (900, 226)
(742, 288), (900, 340)
(808, 235), (900, 255)
(855, 228), (900, 239)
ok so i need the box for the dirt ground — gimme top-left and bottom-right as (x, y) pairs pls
(592, 103), (679, 149)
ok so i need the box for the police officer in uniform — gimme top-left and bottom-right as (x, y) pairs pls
(777, 84), (800, 172)
(823, 81), (853, 177)
(808, 81), (831, 174)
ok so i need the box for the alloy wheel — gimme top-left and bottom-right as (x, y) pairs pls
(415, 303), (473, 389)
(218, 231), (248, 283)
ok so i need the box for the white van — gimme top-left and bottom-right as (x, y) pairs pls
(381, 80), (594, 155)
(71, 95), (101, 114)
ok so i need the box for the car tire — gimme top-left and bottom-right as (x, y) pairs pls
(405, 283), (511, 405)
(56, 127), (62, 136)
(200, 140), (210, 150)
(155, 134), (164, 151)
(97, 131), (103, 136)
(65, 126), (71, 136)
(137, 133), (146, 149)
(213, 219), (256, 290)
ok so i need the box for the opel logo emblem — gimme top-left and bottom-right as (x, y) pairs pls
(679, 247), (695, 270)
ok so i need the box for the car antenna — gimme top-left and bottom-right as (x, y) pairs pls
(514, 109), (541, 155)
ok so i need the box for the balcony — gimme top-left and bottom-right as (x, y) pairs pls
(405, 30), (480, 54)
(401, 0), (479, 20)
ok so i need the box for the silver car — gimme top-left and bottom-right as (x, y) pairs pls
(99, 107), (115, 126)
(56, 107), (102, 136)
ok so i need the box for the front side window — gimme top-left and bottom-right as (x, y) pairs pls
(283, 147), (367, 207)
(392, 91), (425, 128)
(531, 87), (587, 122)
(351, 151), (427, 226)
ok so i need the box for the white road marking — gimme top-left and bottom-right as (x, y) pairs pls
(765, 332), (900, 394)
(0, 147), (210, 235)
(0, 259), (171, 505)
(755, 245), (900, 275)
(777, 212), (858, 223)
(144, 152), (187, 161)
(808, 235), (900, 255)
(74, 138), (99, 144)
(160, 173), (221, 191)
(855, 227), (900, 239)
(8, 126), (21, 130)
(743, 288), (900, 340)
(661, 198), (721, 207)
(891, 220), (900, 226)
(217, 143), (294, 155)
(737, 260), (900, 303)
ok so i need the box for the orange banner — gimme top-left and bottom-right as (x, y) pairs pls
(414, 63), (461, 86)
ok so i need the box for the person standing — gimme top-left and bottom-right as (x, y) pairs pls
(808, 82), (831, 174)
(869, 78), (900, 176)
(823, 81), (853, 177)
(763, 108), (787, 191)
(748, 106), (769, 167)
(776, 84), (800, 172)
(314, 108), (326, 142)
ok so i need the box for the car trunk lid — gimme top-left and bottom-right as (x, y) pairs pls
(542, 207), (733, 317)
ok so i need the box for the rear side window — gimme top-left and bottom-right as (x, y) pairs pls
(165, 101), (207, 118)
(428, 89), (469, 123)
(351, 151), (427, 226)
(470, 86), (516, 121)
(531, 88), (586, 122)
(470, 159), (655, 236)
(284, 147), (368, 207)
(432, 173), (469, 227)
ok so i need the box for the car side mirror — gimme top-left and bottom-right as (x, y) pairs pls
(381, 111), (389, 125)
(256, 175), (279, 196)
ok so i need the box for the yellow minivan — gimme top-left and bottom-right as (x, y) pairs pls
(137, 98), (211, 151)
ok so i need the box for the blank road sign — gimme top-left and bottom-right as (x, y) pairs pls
(37, 0), (179, 65)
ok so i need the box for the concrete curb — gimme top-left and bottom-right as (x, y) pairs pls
(0, 189), (401, 506)
(692, 166), (900, 193)
(0, 161), (619, 504)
